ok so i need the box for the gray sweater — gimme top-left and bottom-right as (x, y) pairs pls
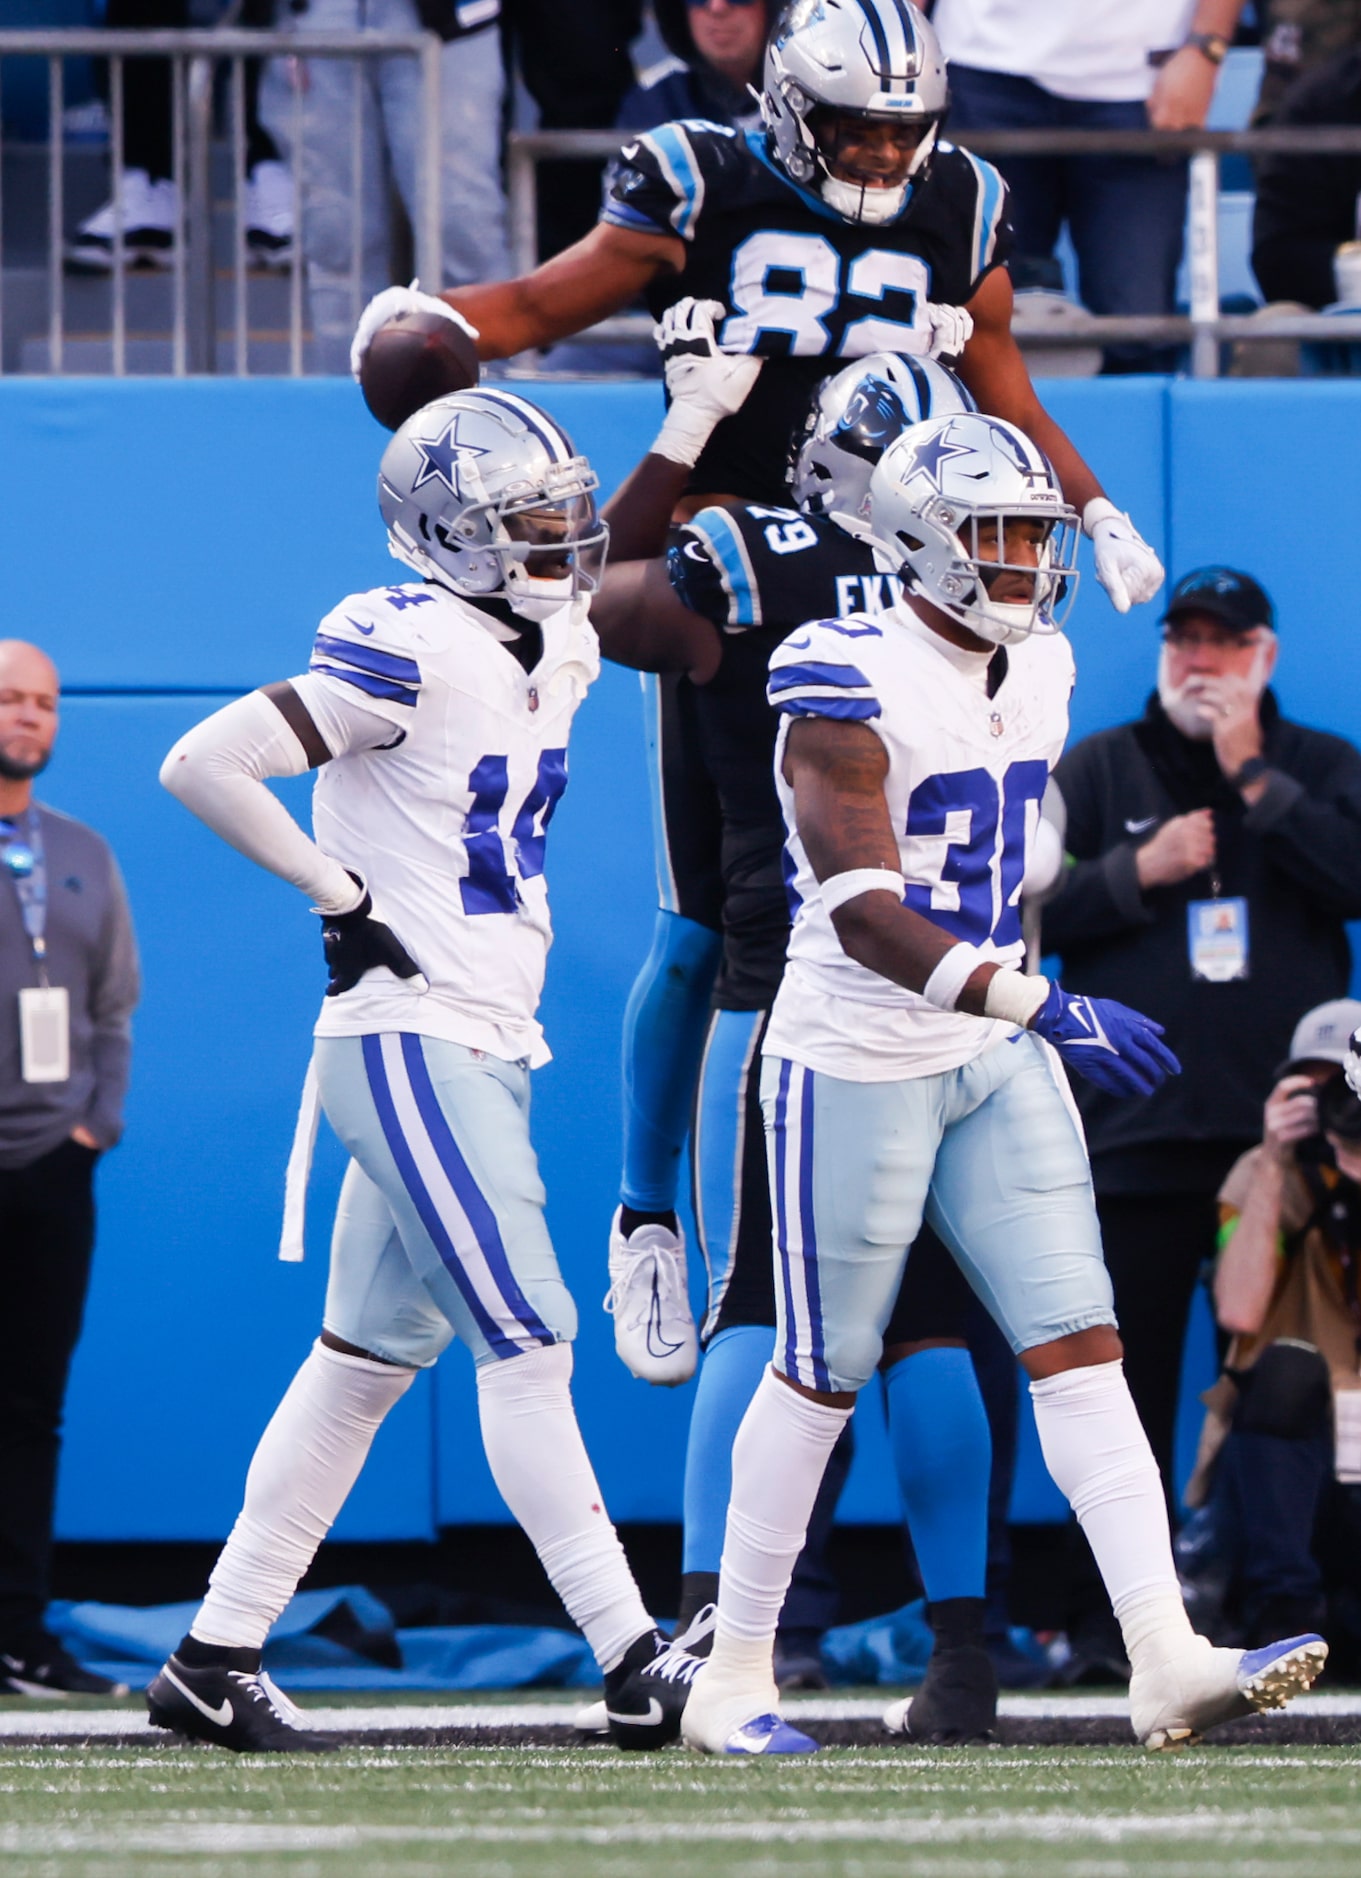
(0, 803), (139, 1171)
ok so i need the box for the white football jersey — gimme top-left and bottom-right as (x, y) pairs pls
(763, 602), (1074, 1081)
(290, 580), (599, 1066)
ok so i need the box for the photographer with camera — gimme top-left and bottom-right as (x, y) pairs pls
(1189, 999), (1361, 1652)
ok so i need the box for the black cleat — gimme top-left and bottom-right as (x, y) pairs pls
(146, 1648), (336, 1753)
(0, 1639), (130, 1698)
(604, 1625), (706, 1751)
(883, 1599), (999, 1745)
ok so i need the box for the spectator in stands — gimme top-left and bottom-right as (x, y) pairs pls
(932, 0), (1247, 370)
(0, 642), (138, 1698)
(1041, 566), (1361, 1677)
(1252, 44), (1361, 305)
(261, 0), (510, 374)
(67, 0), (293, 272)
(504, 1), (643, 261)
(1254, 0), (1361, 123)
(1190, 998), (1361, 1651)
(617, 0), (768, 132)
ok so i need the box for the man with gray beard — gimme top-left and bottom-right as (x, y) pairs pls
(1039, 568), (1361, 1679)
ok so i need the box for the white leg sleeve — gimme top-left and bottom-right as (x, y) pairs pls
(192, 1340), (415, 1651)
(712, 1368), (852, 1667)
(476, 1343), (652, 1673)
(1029, 1361), (1190, 1634)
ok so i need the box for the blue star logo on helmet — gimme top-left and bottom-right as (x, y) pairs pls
(902, 424), (973, 489)
(412, 413), (490, 500)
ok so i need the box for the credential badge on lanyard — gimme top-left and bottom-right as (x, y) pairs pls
(2, 809), (69, 1082)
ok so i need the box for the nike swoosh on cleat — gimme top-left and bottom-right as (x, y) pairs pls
(163, 1666), (234, 1729)
(606, 1698), (664, 1727)
(645, 1279), (685, 1360)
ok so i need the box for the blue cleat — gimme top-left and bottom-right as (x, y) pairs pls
(723, 1712), (819, 1755)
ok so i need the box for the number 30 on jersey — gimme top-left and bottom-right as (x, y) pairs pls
(722, 234), (931, 357)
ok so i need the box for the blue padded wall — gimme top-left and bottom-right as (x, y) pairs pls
(0, 374), (1353, 1540)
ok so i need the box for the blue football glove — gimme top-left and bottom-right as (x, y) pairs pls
(1030, 982), (1180, 1098)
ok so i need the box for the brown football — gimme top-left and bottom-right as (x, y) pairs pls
(360, 307), (481, 431)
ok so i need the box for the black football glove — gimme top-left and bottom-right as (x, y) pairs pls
(321, 889), (421, 997)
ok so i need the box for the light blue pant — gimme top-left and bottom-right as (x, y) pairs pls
(760, 1031), (1115, 1392)
(260, 0), (509, 373)
(315, 1033), (576, 1369)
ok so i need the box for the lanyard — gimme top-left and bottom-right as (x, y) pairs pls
(0, 808), (49, 984)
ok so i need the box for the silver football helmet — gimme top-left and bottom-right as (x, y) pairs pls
(378, 388), (608, 622)
(866, 413), (1080, 646)
(762, 0), (949, 225)
(790, 352), (976, 529)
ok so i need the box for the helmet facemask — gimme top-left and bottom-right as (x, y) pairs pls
(804, 106), (938, 225)
(922, 508), (1080, 646)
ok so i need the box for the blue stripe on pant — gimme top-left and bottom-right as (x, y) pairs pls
(759, 1033), (1115, 1393)
(315, 1033), (576, 1369)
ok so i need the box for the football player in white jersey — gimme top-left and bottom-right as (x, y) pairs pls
(681, 412), (1329, 1757)
(146, 389), (702, 1754)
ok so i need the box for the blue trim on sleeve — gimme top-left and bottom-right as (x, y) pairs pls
(646, 123), (703, 238)
(774, 696), (882, 722)
(312, 632), (420, 684)
(768, 660), (873, 694)
(310, 663), (419, 706)
(686, 509), (758, 626)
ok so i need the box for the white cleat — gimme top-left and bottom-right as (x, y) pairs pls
(681, 1667), (817, 1757)
(1131, 1631), (1327, 1750)
(604, 1210), (698, 1385)
(573, 1698), (608, 1734)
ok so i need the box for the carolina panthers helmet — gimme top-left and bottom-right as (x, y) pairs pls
(789, 352), (976, 528)
(762, 0), (949, 225)
(866, 413), (1080, 646)
(378, 388), (608, 622)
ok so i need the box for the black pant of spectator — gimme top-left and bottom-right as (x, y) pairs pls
(103, 0), (280, 182)
(1216, 1340), (1361, 1645)
(504, 0), (642, 261)
(0, 1139), (99, 1652)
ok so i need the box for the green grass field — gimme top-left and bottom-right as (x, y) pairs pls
(3, 1739), (1361, 1878)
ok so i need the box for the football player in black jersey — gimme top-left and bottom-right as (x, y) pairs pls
(354, 0), (1164, 607)
(582, 300), (1007, 1742)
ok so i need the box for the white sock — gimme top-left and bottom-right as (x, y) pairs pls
(193, 1340), (415, 1651)
(713, 1368), (852, 1660)
(476, 1342), (652, 1673)
(1029, 1361), (1192, 1656)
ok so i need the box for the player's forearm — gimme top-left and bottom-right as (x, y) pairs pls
(603, 453), (693, 562)
(592, 559), (720, 682)
(444, 226), (674, 359)
(1016, 403), (1104, 515)
(830, 895), (1004, 1008)
(160, 691), (362, 915)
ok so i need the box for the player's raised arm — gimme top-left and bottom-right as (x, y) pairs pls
(958, 267), (1165, 614)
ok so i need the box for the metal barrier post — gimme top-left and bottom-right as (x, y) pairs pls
(186, 53), (216, 371)
(417, 32), (442, 294)
(1188, 148), (1221, 380)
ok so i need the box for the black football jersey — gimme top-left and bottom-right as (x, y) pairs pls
(667, 505), (903, 1007)
(604, 121), (1012, 503)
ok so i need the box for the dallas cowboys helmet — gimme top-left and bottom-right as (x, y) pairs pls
(866, 413), (1080, 646)
(790, 352), (976, 528)
(378, 388), (608, 622)
(762, 0), (949, 225)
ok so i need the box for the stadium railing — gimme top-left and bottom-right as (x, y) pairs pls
(4, 31), (1361, 378)
(0, 27), (441, 375)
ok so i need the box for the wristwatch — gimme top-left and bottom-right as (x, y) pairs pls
(1185, 30), (1229, 64)
(1229, 755), (1270, 790)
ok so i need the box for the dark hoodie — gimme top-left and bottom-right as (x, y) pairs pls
(616, 0), (764, 132)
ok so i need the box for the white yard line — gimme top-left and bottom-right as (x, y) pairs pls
(1, 1688), (1358, 1739)
(3, 1811), (1361, 1853)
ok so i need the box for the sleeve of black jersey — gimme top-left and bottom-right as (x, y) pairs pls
(602, 119), (741, 241)
(953, 148), (1015, 296)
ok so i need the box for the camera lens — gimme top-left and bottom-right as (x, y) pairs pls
(1316, 1072), (1361, 1143)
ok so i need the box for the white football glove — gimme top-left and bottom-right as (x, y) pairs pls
(1347, 1027), (1361, 1101)
(651, 297), (764, 467)
(922, 302), (973, 359)
(349, 280), (479, 382)
(1083, 497), (1165, 613)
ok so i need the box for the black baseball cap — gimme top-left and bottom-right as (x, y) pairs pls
(1162, 565), (1276, 635)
